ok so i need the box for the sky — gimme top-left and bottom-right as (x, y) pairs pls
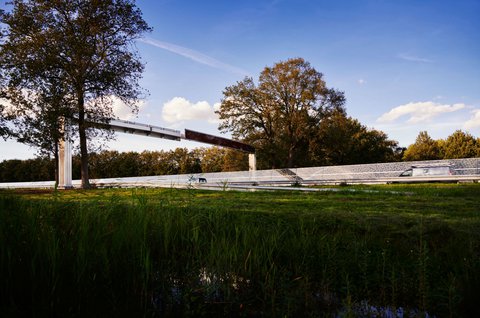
(1, 0), (479, 160)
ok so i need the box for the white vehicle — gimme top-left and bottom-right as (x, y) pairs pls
(399, 165), (455, 177)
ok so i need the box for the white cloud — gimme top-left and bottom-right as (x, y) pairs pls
(139, 37), (249, 76)
(109, 96), (146, 120)
(464, 109), (480, 129)
(162, 97), (220, 124)
(397, 53), (433, 63)
(358, 79), (366, 85)
(85, 95), (146, 120)
(377, 101), (466, 124)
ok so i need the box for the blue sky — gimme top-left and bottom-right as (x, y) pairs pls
(1, 0), (479, 160)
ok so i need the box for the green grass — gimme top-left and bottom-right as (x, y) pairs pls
(1, 184), (479, 317)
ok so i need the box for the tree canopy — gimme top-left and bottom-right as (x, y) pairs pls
(311, 110), (401, 165)
(0, 103), (11, 140)
(403, 130), (480, 161)
(442, 130), (479, 159)
(217, 58), (346, 169)
(217, 58), (399, 168)
(403, 131), (440, 161)
(0, 0), (151, 188)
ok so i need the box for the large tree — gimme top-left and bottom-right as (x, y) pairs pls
(217, 58), (346, 169)
(0, 0), (151, 188)
(1, 11), (73, 186)
(441, 130), (478, 159)
(403, 131), (441, 161)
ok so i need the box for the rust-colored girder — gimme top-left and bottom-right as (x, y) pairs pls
(184, 129), (255, 153)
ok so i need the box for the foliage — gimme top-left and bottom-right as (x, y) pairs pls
(217, 58), (400, 169)
(403, 131), (441, 161)
(196, 147), (224, 173)
(0, 106), (10, 139)
(1, 184), (479, 317)
(217, 58), (347, 169)
(0, 0), (151, 189)
(0, 147), (249, 182)
(441, 130), (478, 159)
(222, 148), (249, 171)
(404, 130), (479, 161)
(311, 110), (400, 165)
(0, 157), (55, 182)
(0, 89), (12, 139)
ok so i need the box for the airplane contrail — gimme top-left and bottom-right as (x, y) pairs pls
(139, 37), (249, 76)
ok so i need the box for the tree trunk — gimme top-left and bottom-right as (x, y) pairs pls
(54, 140), (59, 188)
(77, 91), (90, 189)
(287, 134), (297, 168)
(286, 123), (296, 168)
(287, 145), (295, 168)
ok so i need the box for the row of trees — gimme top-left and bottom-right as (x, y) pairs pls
(2, 129), (479, 182)
(403, 130), (480, 161)
(0, 157), (55, 182)
(0, 148), (247, 182)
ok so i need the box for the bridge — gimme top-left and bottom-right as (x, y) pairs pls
(58, 119), (256, 189)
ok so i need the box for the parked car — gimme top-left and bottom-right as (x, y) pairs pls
(399, 165), (455, 177)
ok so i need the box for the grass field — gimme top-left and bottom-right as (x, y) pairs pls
(1, 184), (479, 317)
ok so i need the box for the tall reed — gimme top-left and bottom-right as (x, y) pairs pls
(1, 185), (479, 317)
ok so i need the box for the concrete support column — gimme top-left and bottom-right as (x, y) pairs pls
(248, 153), (256, 171)
(58, 122), (73, 189)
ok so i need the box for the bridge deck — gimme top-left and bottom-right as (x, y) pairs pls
(108, 119), (182, 141)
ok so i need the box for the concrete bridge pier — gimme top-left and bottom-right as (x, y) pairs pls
(58, 137), (73, 189)
(249, 153), (256, 171)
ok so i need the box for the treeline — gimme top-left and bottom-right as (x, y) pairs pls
(403, 130), (480, 161)
(0, 147), (247, 182)
(1, 130), (479, 183)
(0, 158), (56, 183)
(84, 148), (248, 180)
